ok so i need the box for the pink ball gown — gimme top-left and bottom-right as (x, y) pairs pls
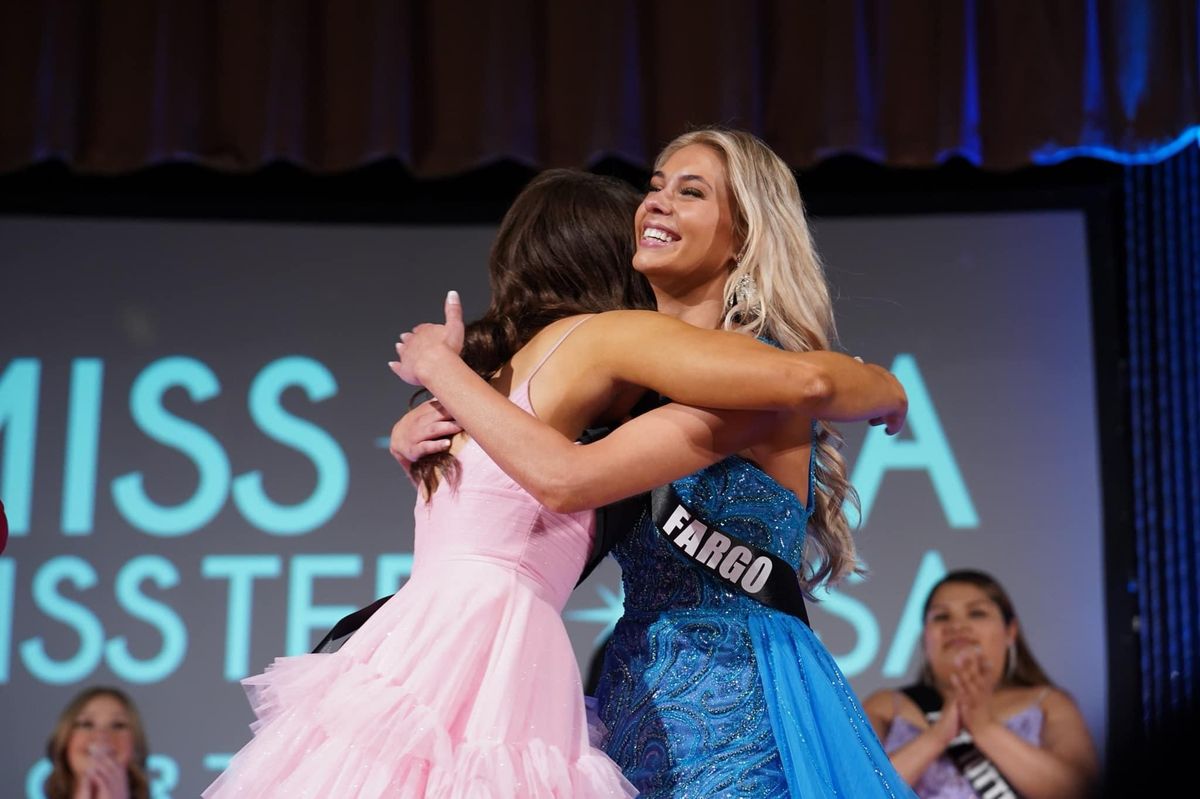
(204, 321), (636, 798)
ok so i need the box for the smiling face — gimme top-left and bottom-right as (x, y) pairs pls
(923, 581), (1016, 686)
(65, 693), (135, 779)
(633, 143), (739, 301)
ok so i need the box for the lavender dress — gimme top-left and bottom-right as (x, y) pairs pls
(881, 695), (1046, 799)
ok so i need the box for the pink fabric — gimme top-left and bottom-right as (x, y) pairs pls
(205, 321), (635, 798)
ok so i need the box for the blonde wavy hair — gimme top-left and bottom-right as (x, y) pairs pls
(656, 127), (861, 590)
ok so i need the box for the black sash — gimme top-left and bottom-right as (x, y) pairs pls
(573, 390), (669, 585)
(650, 483), (810, 625)
(901, 684), (1024, 799)
(311, 594), (391, 653)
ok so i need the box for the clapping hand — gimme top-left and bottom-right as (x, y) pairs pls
(77, 744), (129, 799)
(929, 693), (963, 747)
(949, 648), (999, 736)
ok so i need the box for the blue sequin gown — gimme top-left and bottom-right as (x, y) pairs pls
(595, 451), (915, 798)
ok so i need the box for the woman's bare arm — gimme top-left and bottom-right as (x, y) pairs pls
(970, 690), (1099, 799)
(389, 295), (905, 511)
(863, 690), (961, 787)
(575, 310), (905, 426)
(395, 357), (779, 511)
(395, 295), (907, 431)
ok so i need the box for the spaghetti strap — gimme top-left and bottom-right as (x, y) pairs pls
(526, 315), (595, 381)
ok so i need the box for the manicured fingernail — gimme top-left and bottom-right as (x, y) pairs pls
(447, 290), (460, 303)
(388, 361), (399, 369)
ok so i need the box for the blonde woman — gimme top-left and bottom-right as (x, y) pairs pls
(392, 128), (915, 797)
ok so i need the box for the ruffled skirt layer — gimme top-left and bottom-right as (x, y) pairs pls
(204, 562), (636, 798)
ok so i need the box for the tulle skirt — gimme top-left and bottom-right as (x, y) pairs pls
(203, 561), (637, 798)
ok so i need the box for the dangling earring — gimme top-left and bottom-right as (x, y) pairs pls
(1005, 640), (1017, 680)
(731, 273), (759, 308)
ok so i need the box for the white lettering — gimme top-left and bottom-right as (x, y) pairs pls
(674, 520), (707, 556)
(662, 505), (691, 535)
(696, 531), (731, 567)
(740, 556), (773, 593)
(718, 546), (752, 581)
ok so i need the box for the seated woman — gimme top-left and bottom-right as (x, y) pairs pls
(863, 569), (1099, 799)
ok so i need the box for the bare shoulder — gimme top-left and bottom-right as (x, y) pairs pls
(521, 313), (630, 348)
(581, 310), (771, 347)
(585, 309), (679, 333)
(1040, 686), (1086, 718)
(557, 310), (698, 360)
(862, 689), (895, 717)
(1037, 685), (1099, 770)
(863, 688), (911, 722)
(509, 314), (613, 376)
(534, 310), (657, 348)
(863, 688), (927, 736)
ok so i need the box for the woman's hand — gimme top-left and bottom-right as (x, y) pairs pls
(389, 291), (466, 387)
(389, 400), (462, 466)
(864, 363), (907, 435)
(950, 649), (1000, 737)
(929, 693), (963, 747)
(78, 747), (130, 799)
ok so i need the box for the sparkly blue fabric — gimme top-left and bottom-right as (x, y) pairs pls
(595, 453), (915, 798)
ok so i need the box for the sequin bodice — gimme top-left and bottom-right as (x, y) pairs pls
(597, 454), (815, 797)
(613, 454), (812, 616)
(597, 443), (913, 798)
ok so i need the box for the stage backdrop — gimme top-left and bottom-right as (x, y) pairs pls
(1, 209), (1104, 796)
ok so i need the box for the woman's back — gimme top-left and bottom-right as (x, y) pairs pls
(206, 312), (642, 798)
(414, 315), (619, 609)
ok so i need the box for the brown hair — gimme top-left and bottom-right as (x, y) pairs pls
(410, 169), (654, 496)
(920, 569), (1053, 688)
(45, 686), (150, 799)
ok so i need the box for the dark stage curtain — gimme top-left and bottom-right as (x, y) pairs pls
(1124, 143), (1200, 733)
(1, 0), (1197, 176)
